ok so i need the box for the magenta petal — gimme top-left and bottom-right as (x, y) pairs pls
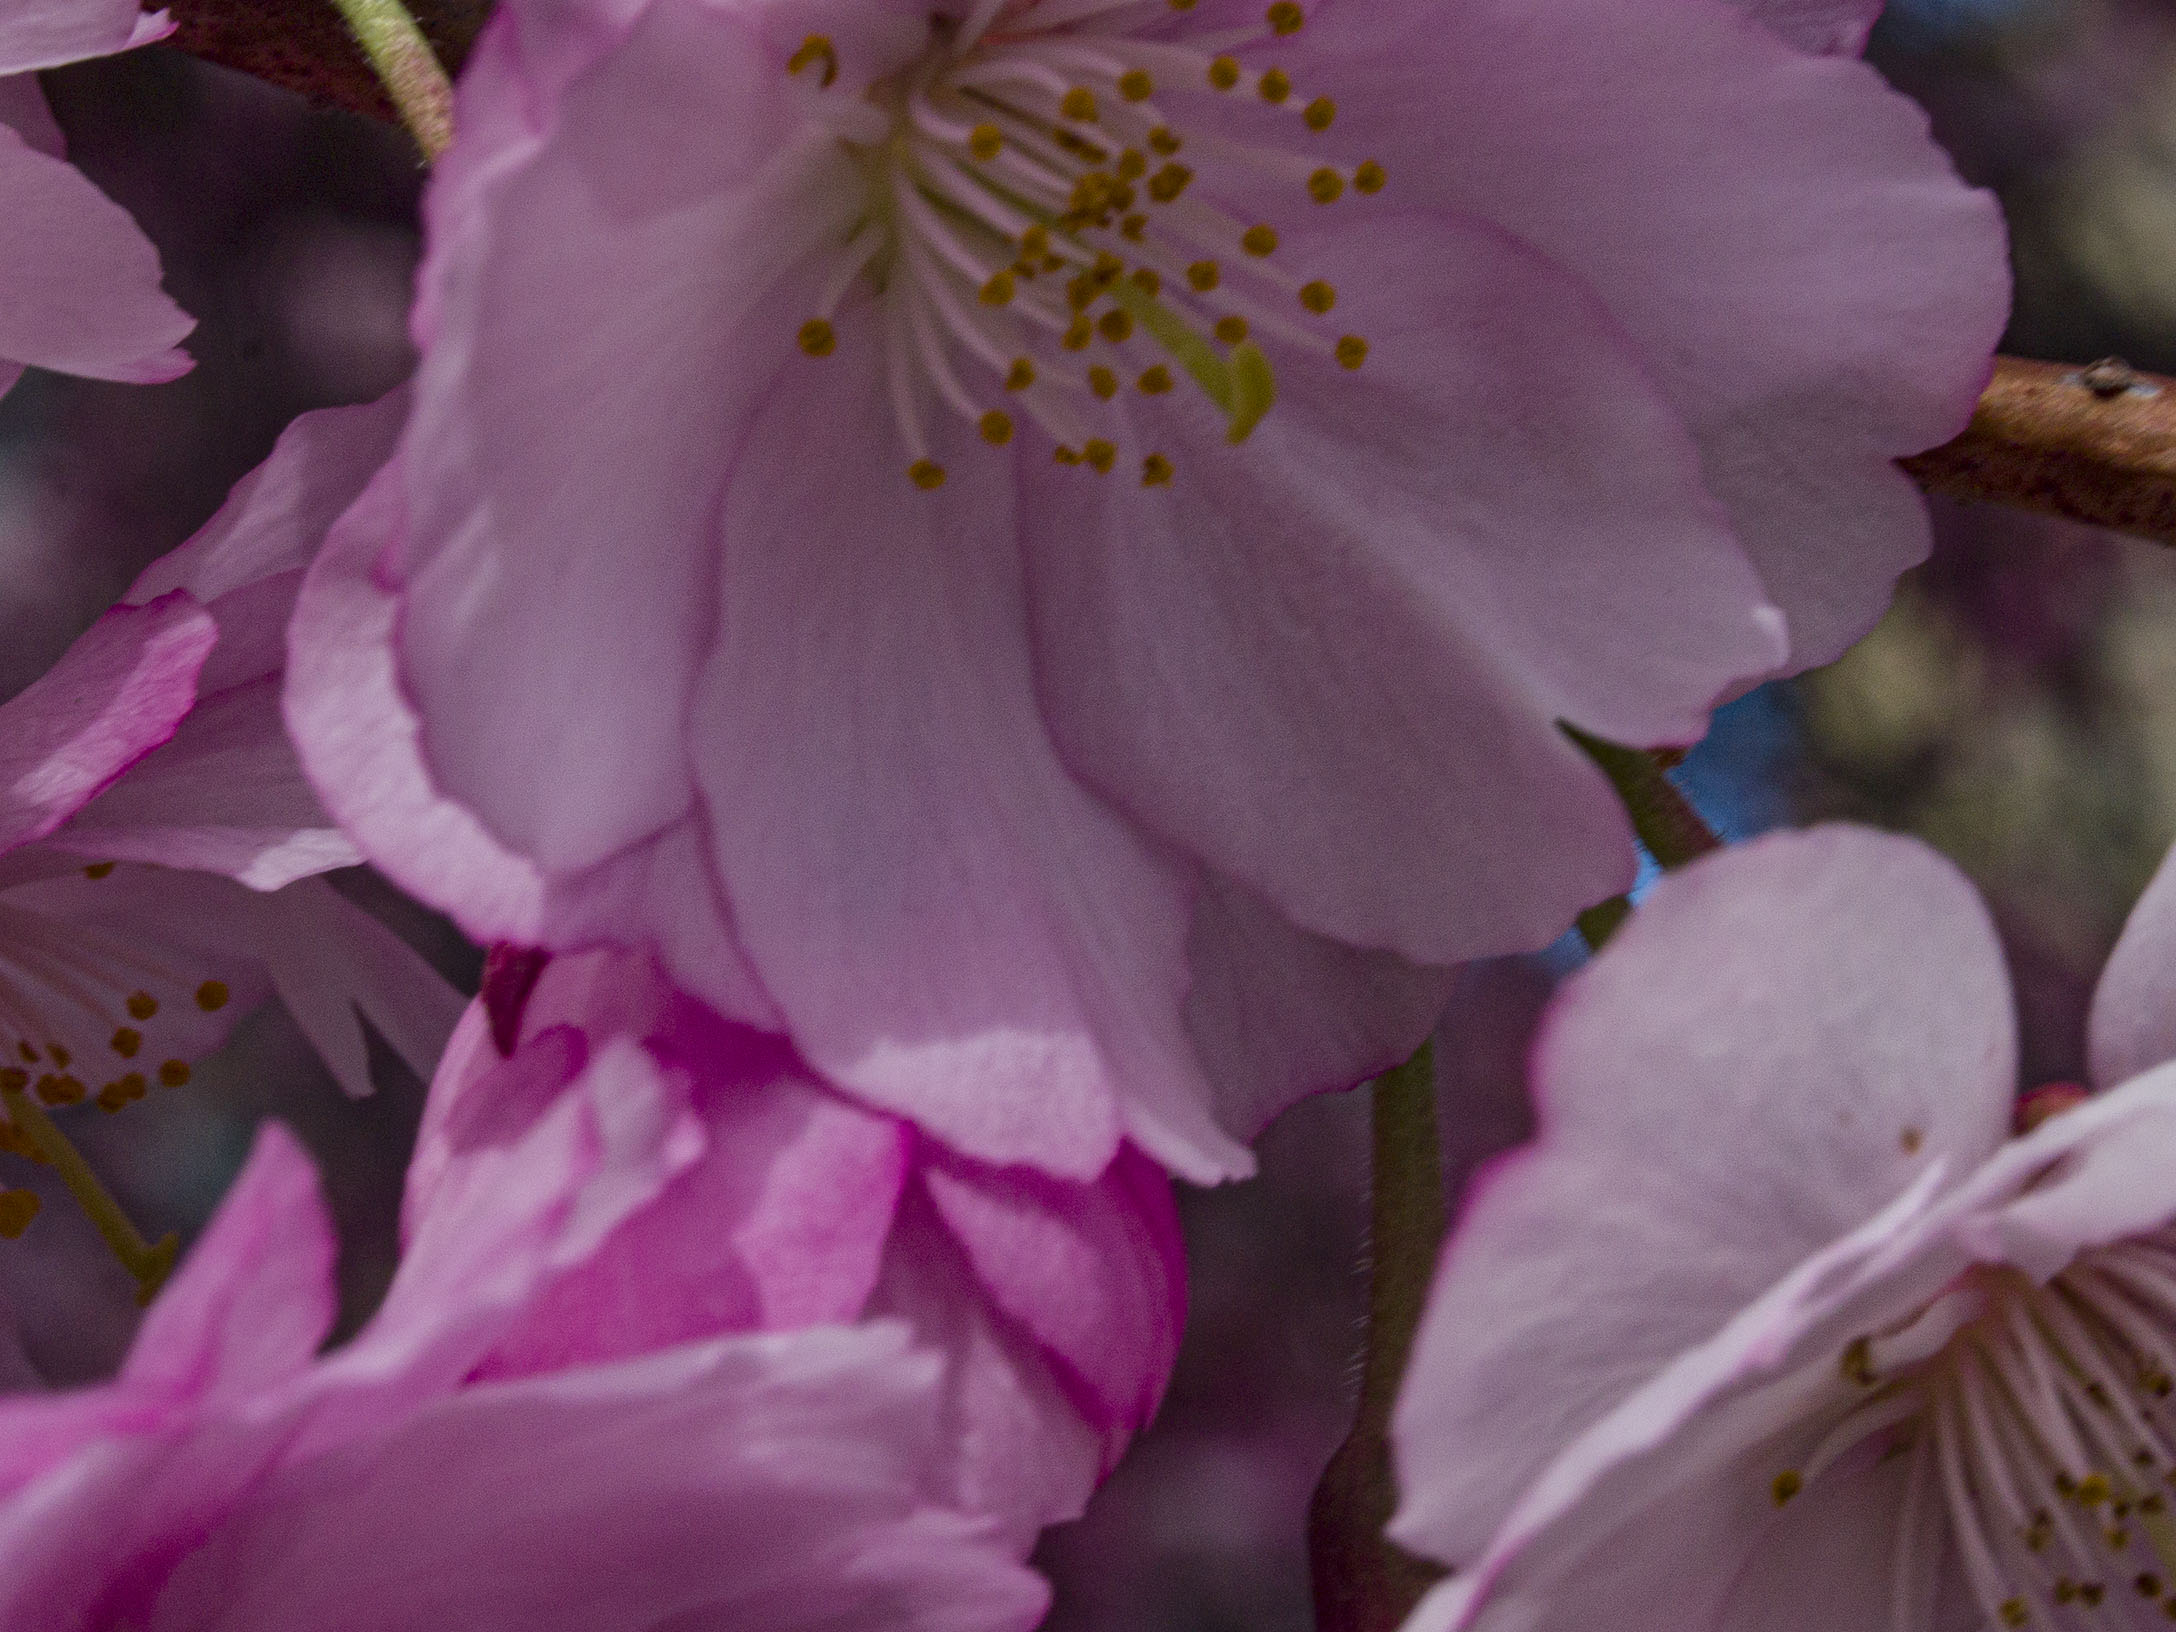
(1022, 211), (1779, 962)
(0, 592), (215, 853)
(0, 127), (192, 383)
(694, 301), (1243, 1182)
(2089, 837), (2176, 1089)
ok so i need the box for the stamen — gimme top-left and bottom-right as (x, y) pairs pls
(1303, 96), (1335, 131)
(787, 33), (838, 87)
(1336, 335), (1368, 369)
(1308, 168), (1344, 204)
(1142, 452), (1174, 485)
(1207, 55), (1240, 89)
(909, 459), (948, 489)
(1242, 224), (1279, 256)
(1266, 1), (1305, 33)
(0, 1083), (175, 1302)
(1354, 158), (1386, 193)
(1258, 67), (1291, 105)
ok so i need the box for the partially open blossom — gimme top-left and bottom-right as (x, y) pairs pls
(0, 1090), (1049, 1628)
(0, 392), (455, 1133)
(288, 0), (2006, 1184)
(411, 943), (1186, 1550)
(1390, 825), (2176, 1632)
(0, 0), (192, 399)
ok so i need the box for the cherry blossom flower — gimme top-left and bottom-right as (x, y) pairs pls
(0, 392), (456, 1129)
(0, 1081), (1049, 1628)
(411, 942), (1186, 1550)
(286, 0), (2007, 1183)
(0, 0), (192, 399)
(1389, 824), (2176, 1632)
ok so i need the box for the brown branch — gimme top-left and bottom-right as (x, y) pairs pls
(1903, 355), (2176, 545)
(163, 0), (487, 127)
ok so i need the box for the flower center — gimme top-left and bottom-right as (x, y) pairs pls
(787, 0), (1379, 487)
(1776, 1235), (2176, 1627)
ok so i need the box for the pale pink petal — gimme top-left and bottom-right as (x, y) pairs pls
(2088, 837), (2176, 1089)
(1308, 0), (2008, 667)
(146, 1326), (1048, 1632)
(1023, 211), (1781, 962)
(0, 593), (215, 852)
(1391, 827), (2012, 1564)
(1730, 0), (1885, 54)
(0, 127), (192, 382)
(693, 298), (1244, 1183)
(0, 74), (63, 156)
(0, 0), (147, 74)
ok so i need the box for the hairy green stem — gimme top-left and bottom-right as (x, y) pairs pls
(326, 0), (453, 158)
(1, 1087), (176, 1304)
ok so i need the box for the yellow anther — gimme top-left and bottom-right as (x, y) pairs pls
(1770, 1470), (1803, 1507)
(1098, 309), (1135, 342)
(1354, 158), (1386, 194)
(1020, 224), (1051, 259)
(2080, 1474), (2115, 1507)
(969, 122), (1003, 160)
(157, 1059), (191, 1088)
(1118, 69), (1154, 101)
(980, 271), (1016, 306)
(1308, 167), (1344, 204)
(1242, 223), (1279, 256)
(1207, 55), (1240, 89)
(1299, 280), (1336, 313)
(1063, 318), (1093, 351)
(1999, 1599), (2028, 1628)
(96, 1076), (146, 1113)
(1303, 96), (1336, 131)
(786, 34), (838, 87)
(1089, 366), (1119, 400)
(1169, 0), (1196, 10)
(0, 1068), (21, 1093)
(1147, 164), (1193, 204)
(82, 861), (114, 879)
(14, 1043), (33, 1064)
(126, 992), (157, 1021)
(1116, 148), (1147, 181)
(1147, 126), (1182, 155)
(798, 318), (836, 357)
(1120, 214), (1147, 241)
(1215, 315), (1250, 344)
(116, 1071), (146, 1100)
(1259, 67), (1291, 104)
(1093, 251), (1124, 279)
(1084, 440), (1117, 472)
(908, 460), (948, 490)
(196, 980), (229, 1012)
(0, 1188), (38, 1238)
(2142, 1574), (2166, 1598)
(110, 1028), (141, 1058)
(1061, 86), (1099, 122)
(36, 1074), (84, 1106)
(1067, 274), (1098, 310)
(1131, 267), (1161, 296)
(1838, 1335), (1874, 1386)
(1005, 357), (1037, 391)
(1334, 335), (1367, 369)
(1054, 445), (1084, 465)
(979, 411), (1014, 446)
(46, 1046), (68, 1070)
(1142, 453), (1175, 486)
(1187, 260), (1221, 292)
(1267, 0), (1304, 31)
(1137, 365), (1174, 394)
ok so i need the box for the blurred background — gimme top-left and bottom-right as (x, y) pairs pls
(5, 0), (2176, 1623)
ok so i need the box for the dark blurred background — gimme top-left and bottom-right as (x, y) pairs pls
(5, 0), (2176, 1624)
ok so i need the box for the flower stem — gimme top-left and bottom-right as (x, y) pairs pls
(1562, 725), (1721, 871)
(0, 1087), (177, 1305)
(325, 0), (453, 160)
(1307, 1041), (1449, 1632)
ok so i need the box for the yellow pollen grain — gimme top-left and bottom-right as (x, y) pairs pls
(908, 460), (947, 490)
(1093, 251), (1124, 279)
(110, 1027), (141, 1058)
(82, 861), (115, 879)
(1099, 308), (1135, 342)
(36, 1074), (83, 1106)
(1999, 1599), (2027, 1628)
(1005, 357), (1037, 391)
(1147, 126), (1182, 156)
(1131, 267), (1161, 297)
(797, 318), (836, 357)
(1061, 86), (1099, 122)
(1187, 260), (1221, 292)
(979, 410), (1014, 445)
(1142, 452), (1175, 486)
(1137, 365), (1174, 394)
(1215, 315), (1250, 344)
(1299, 279), (1336, 313)
(1207, 55), (1240, 90)
(2081, 1474), (2114, 1507)
(1120, 214), (1147, 241)
(1116, 148), (1147, 181)
(1354, 158), (1386, 194)
(1259, 67), (1291, 104)
(969, 122), (1003, 160)
(1770, 1470), (1803, 1507)
(127, 992), (158, 1021)
(1063, 318), (1093, 351)
(1242, 223), (1279, 256)
(197, 980), (229, 1012)
(117, 1071), (146, 1100)
(1308, 167), (1344, 204)
(1089, 366), (1119, 400)
(1267, 0), (1304, 32)
(1084, 439), (1117, 472)
(157, 1059), (191, 1089)
(1303, 95), (1335, 131)
(1054, 445), (1084, 465)
(1020, 224), (1050, 259)
(786, 33), (837, 87)
(980, 271), (1016, 306)
(1335, 334), (1368, 369)
(1118, 69), (1154, 101)
(1148, 163), (1193, 204)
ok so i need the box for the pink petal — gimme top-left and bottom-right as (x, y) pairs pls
(1729, 0), (1885, 55)
(0, 127), (192, 382)
(2088, 838), (2176, 1089)
(0, 593), (215, 853)
(693, 299), (1243, 1182)
(1390, 826), (2012, 1566)
(0, 0), (147, 74)
(1021, 211), (1781, 963)
(1307, 0), (2008, 668)
(0, 74), (63, 156)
